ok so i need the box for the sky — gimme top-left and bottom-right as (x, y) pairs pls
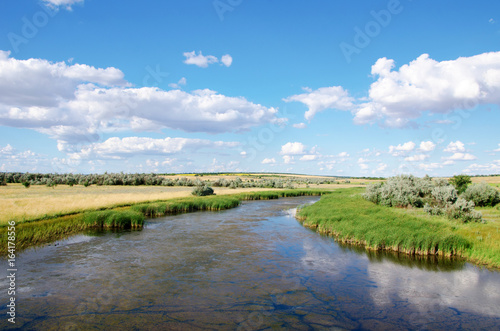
(0, 0), (499, 177)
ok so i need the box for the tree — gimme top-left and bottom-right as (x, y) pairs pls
(449, 175), (472, 195)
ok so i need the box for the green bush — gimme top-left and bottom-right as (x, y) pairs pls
(363, 175), (430, 208)
(449, 174), (472, 195)
(191, 185), (215, 196)
(364, 175), (483, 223)
(445, 198), (483, 223)
(462, 182), (500, 207)
(431, 185), (458, 205)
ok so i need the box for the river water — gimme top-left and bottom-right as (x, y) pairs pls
(1, 197), (500, 330)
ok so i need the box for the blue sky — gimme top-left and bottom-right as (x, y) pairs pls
(0, 0), (499, 176)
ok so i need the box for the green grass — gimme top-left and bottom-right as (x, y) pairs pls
(131, 195), (241, 217)
(298, 187), (500, 268)
(0, 189), (332, 255)
(82, 210), (145, 229)
(298, 188), (471, 257)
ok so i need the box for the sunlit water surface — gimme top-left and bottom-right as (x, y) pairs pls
(1, 197), (500, 330)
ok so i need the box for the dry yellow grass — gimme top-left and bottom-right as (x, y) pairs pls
(1, 184), (329, 225)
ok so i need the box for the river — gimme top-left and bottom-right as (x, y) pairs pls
(1, 196), (499, 330)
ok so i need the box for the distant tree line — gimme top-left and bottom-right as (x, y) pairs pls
(0, 172), (347, 189)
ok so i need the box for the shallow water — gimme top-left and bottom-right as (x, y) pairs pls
(1, 197), (500, 330)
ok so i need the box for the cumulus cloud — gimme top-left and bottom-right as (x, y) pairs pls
(0, 51), (279, 147)
(183, 51), (233, 68)
(283, 86), (354, 121)
(354, 52), (500, 127)
(282, 155), (294, 164)
(419, 141), (436, 152)
(418, 163), (444, 171)
(168, 77), (187, 89)
(220, 54), (233, 67)
(0, 50), (125, 108)
(300, 155), (317, 161)
(389, 141), (416, 156)
(464, 160), (500, 174)
(287, 52), (500, 127)
(42, 0), (84, 10)
(444, 153), (477, 161)
(261, 158), (276, 164)
(183, 51), (218, 68)
(444, 141), (466, 153)
(280, 142), (307, 155)
(404, 154), (429, 162)
(293, 123), (307, 129)
(65, 136), (239, 160)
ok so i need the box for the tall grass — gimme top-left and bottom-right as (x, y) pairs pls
(0, 189), (332, 255)
(81, 210), (144, 229)
(131, 196), (241, 217)
(297, 188), (472, 257)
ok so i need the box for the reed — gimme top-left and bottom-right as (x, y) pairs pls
(81, 210), (145, 229)
(297, 188), (472, 258)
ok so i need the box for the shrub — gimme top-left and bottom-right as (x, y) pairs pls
(363, 182), (383, 204)
(191, 185), (215, 196)
(366, 175), (429, 208)
(462, 183), (500, 207)
(22, 181), (31, 188)
(445, 198), (483, 223)
(431, 185), (458, 205)
(449, 174), (471, 195)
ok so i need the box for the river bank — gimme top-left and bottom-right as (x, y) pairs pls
(297, 188), (500, 269)
(0, 189), (331, 255)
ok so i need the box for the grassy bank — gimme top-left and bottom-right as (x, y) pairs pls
(297, 187), (500, 268)
(0, 189), (331, 255)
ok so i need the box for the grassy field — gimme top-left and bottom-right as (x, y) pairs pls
(0, 183), (314, 225)
(297, 187), (500, 268)
(0, 189), (332, 255)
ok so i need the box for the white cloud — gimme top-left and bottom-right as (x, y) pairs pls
(183, 51), (218, 68)
(300, 155), (317, 161)
(418, 163), (443, 171)
(389, 141), (416, 156)
(183, 51), (233, 68)
(0, 52), (279, 146)
(66, 136), (239, 160)
(0, 144), (14, 155)
(464, 160), (500, 174)
(280, 142), (307, 155)
(338, 152), (349, 158)
(444, 153), (477, 161)
(43, 0), (84, 10)
(292, 123), (307, 129)
(404, 154), (429, 162)
(261, 158), (276, 164)
(419, 141), (436, 152)
(283, 86), (354, 121)
(354, 52), (500, 127)
(489, 18), (495, 24)
(283, 155), (294, 164)
(444, 141), (466, 153)
(168, 77), (187, 89)
(220, 54), (233, 67)
(493, 143), (500, 152)
(0, 50), (125, 109)
(374, 163), (387, 172)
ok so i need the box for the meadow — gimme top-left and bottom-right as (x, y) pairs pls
(2, 173), (499, 268)
(298, 186), (500, 268)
